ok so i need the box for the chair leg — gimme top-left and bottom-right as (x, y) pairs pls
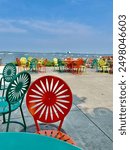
(20, 106), (26, 131)
(2, 89), (5, 97)
(3, 114), (6, 123)
(6, 112), (11, 132)
(2, 80), (5, 97)
(58, 119), (64, 131)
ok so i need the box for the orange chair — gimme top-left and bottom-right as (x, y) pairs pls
(26, 75), (76, 145)
(42, 59), (48, 72)
(37, 58), (43, 72)
(72, 58), (84, 74)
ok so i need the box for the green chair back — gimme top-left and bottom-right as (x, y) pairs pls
(3, 63), (16, 82)
(0, 63), (16, 96)
(91, 59), (98, 68)
(30, 58), (38, 71)
(58, 59), (64, 72)
(6, 71), (31, 104)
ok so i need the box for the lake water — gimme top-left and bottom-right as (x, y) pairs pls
(0, 51), (112, 65)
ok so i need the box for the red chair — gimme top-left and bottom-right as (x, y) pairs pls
(26, 75), (76, 145)
(64, 57), (74, 72)
(16, 58), (22, 73)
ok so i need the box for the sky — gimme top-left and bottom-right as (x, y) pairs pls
(0, 0), (113, 54)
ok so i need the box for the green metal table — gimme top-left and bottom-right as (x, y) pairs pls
(0, 132), (81, 150)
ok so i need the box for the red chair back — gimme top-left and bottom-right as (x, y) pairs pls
(26, 75), (73, 131)
(16, 58), (21, 66)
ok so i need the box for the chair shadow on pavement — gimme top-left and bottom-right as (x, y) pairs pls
(71, 94), (113, 150)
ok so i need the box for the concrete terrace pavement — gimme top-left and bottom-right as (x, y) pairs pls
(0, 67), (113, 150)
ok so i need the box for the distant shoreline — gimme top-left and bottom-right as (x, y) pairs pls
(0, 51), (113, 56)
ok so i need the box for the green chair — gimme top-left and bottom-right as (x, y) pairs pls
(91, 59), (99, 72)
(0, 71), (31, 131)
(58, 59), (65, 72)
(0, 63), (16, 97)
(29, 58), (38, 72)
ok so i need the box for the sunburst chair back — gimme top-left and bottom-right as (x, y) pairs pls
(0, 63), (16, 96)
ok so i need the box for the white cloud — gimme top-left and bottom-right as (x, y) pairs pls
(0, 20), (27, 33)
(18, 19), (93, 36)
(0, 19), (93, 36)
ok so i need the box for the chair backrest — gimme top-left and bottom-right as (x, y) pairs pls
(43, 59), (48, 65)
(58, 59), (63, 66)
(3, 63), (16, 82)
(30, 58), (38, 68)
(77, 58), (84, 65)
(20, 57), (27, 65)
(37, 59), (43, 65)
(6, 71), (31, 105)
(28, 57), (33, 62)
(26, 75), (73, 130)
(98, 58), (106, 67)
(16, 58), (21, 66)
(91, 58), (98, 67)
(53, 58), (58, 65)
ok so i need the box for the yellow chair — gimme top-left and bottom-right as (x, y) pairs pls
(98, 58), (109, 72)
(28, 57), (33, 62)
(53, 58), (58, 70)
(20, 57), (27, 71)
(37, 58), (43, 72)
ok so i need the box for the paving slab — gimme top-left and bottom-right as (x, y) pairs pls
(63, 105), (113, 150)
(73, 95), (113, 140)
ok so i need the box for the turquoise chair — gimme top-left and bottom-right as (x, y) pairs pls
(91, 59), (99, 71)
(0, 63), (16, 97)
(0, 71), (31, 131)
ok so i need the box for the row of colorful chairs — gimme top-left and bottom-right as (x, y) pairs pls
(53, 56), (113, 74)
(16, 57), (48, 73)
(0, 63), (79, 148)
(86, 56), (113, 73)
(53, 57), (86, 74)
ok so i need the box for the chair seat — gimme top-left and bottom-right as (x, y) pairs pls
(37, 130), (76, 145)
(0, 97), (20, 113)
